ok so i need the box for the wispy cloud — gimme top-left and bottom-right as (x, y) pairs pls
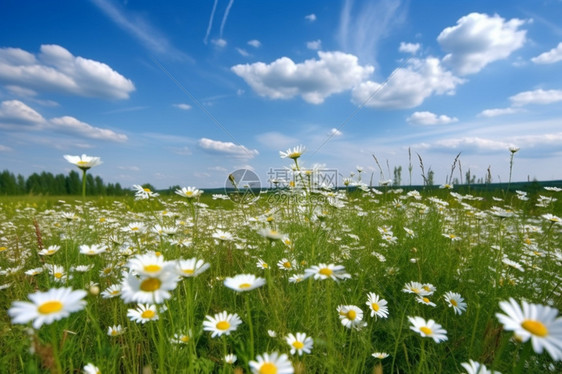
(90, 0), (191, 61)
(204, 0), (219, 44)
(407, 111), (458, 125)
(198, 137), (258, 159)
(337, 0), (407, 64)
(173, 103), (192, 110)
(510, 89), (562, 106)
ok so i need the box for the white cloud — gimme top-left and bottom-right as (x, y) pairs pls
(351, 58), (464, 109)
(478, 107), (522, 117)
(0, 100), (127, 142)
(438, 13), (527, 75)
(198, 138), (258, 159)
(0, 45), (135, 99)
(90, 0), (189, 61)
(255, 132), (299, 149)
(338, 0), (407, 63)
(532, 42), (562, 64)
(427, 137), (511, 152)
(50, 116), (128, 142)
(247, 39), (261, 48)
(173, 103), (192, 110)
(399, 42), (420, 54)
(0, 100), (45, 125)
(329, 128), (343, 136)
(232, 51), (374, 104)
(212, 38), (227, 48)
(305, 14), (317, 22)
(0, 144), (12, 152)
(510, 89), (562, 106)
(407, 111), (458, 125)
(236, 48), (250, 57)
(306, 40), (322, 50)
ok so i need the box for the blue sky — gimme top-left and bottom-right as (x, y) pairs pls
(1, 0), (561, 189)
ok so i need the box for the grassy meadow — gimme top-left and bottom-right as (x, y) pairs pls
(1, 154), (561, 373)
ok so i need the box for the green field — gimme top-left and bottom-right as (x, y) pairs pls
(1, 175), (561, 373)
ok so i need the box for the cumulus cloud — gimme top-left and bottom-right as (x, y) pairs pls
(532, 42), (562, 64)
(307, 40), (322, 50)
(399, 42), (420, 54)
(305, 14), (317, 22)
(173, 103), (192, 110)
(478, 107), (522, 117)
(0, 99), (46, 125)
(247, 40), (261, 48)
(231, 51), (374, 104)
(510, 89), (562, 106)
(50, 116), (127, 142)
(198, 137), (258, 159)
(438, 13), (527, 75)
(351, 57), (464, 109)
(329, 128), (343, 136)
(0, 100), (127, 142)
(0, 45), (135, 99)
(407, 111), (458, 125)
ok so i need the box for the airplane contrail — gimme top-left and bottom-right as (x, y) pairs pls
(219, 0), (235, 38)
(203, 0), (219, 44)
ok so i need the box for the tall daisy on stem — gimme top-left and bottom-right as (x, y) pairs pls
(64, 154), (102, 198)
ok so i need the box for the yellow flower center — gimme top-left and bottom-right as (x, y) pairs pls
(319, 268), (333, 276)
(131, 227), (139, 231)
(143, 188), (151, 192)
(47, 250), (55, 254)
(292, 341), (304, 349)
(216, 321), (230, 330)
(180, 335), (190, 342)
(186, 191), (193, 197)
(54, 272), (63, 279)
(0, 247), (7, 252)
(450, 299), (458, 307)
(420, 326), (432, 335)
(239, 283), (252, 289)
(38, 301), (63, 314)
(422, 297), (430, 303)
(521, 320), (548, 337)
(283, 262), (291, 268)
(346, 310), (357, 320)
(266, 216), (274, 222)
(259, 362), (277, 374)
(111, 330), (119, 336)
(182, 269), (195, 275)
(140, 277), (161, 292)
(141, 309), (155, 319)
(77, 161), (88, 165)
(144, 264), (161, 273)
(371, 303), (380, 311)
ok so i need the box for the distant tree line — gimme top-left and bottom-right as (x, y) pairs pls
(0, 170), (127, 196)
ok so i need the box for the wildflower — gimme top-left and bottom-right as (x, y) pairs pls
(101, 284), (122, 299)
(203, 311), (242, 338)
(495, 298), (562, 360)
(416, 296), (436, 307)
(544, 186), (562, 192)
(408, 316), (448, 343)
(268, 330), (277, 337)
(224, 274), (266, 292)
(280, 145), (305, 160)
(127, 304), (159, 324)
(74, 264), (94, 273)
(127, 252), (175, 277)
(120, 269), (180, 304)
(304, 263), (351, 281)
(542, 213), (561, 224)
(63, 154), (102, 171)
(79, 244), (107, 256)
(107, 324), (125, 336)
(38, 245), (61, 256)
(258, 228), (284, 240)
(8, 287), (87, 329)
(366, 292), (389, 319)
(278, 258), (296, 271)
(509, 146), (520, 153)
(337, 305), (366, 329)
(224, 353), (237, 364)
(403, 281), (431, 296)
(285, 332), (313, 356)
(249, 351), (294, 374)
(372, 352), (389, 359)
(443, 291), (467, 315)
(461, 359), (501, 374)
(212, 230), (235, 241)
(25, 267), (44, 276)
(123, 222), (146, 233)
(83, 363), (101, 374)
(133, 184), (159, 199)
(176, 258), (210, 277)
(175, 186), (203, 199)
(502, 258), (525, 272)
(288, 273), (305, 283)
(256, 258), (270, 270)
(46, 264), (70, 283)
(170, 331), (191, 344)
